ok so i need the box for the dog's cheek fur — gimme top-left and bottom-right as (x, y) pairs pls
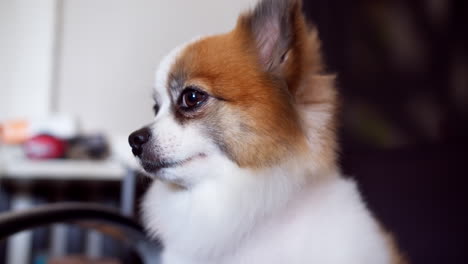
(201, 101), (306, 168)
(222, 98), (306, 169)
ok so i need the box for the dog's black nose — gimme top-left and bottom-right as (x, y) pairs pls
(129, 127), (151, 157)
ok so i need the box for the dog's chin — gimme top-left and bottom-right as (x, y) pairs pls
(139, 153), (207, 184)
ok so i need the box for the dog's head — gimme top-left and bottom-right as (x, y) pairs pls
(129, 0), (337, 187)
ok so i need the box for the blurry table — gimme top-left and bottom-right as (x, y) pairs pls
(0, 151), (138, 264)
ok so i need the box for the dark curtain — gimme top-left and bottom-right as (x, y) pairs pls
(302, 0), (468, 263)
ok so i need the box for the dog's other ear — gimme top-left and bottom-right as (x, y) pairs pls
(240, 0), (302, 73)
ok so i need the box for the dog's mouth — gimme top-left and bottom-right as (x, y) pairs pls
(140, 153), (206, 173)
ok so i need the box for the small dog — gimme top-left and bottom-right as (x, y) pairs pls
(129, 0), (405, 263)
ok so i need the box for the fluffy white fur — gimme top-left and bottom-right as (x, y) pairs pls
(142, 156), (391, 263)
(137, 41), (393, 264)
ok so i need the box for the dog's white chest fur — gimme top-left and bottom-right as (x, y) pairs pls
(143, 173), (392, 264)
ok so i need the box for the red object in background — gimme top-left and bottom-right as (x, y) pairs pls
(24, 134), (66, 160)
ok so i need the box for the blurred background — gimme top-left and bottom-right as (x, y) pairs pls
(0, 0), (467, 263)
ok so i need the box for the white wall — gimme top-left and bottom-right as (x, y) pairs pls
(0, 0), (57, 121)
(57, 0), (258, 135)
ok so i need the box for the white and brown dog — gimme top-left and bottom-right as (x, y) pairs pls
(129, 0), (405, 263)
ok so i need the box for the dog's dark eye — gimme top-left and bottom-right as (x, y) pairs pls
(153, 104), (160, 115)
(179, 88), (208, 111)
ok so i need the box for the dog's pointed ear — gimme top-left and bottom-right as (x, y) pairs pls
(239, 0), (302, 73)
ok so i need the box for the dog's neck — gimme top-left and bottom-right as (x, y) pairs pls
(142, 154), (339, 260)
